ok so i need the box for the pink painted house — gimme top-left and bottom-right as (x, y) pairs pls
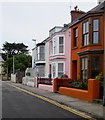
(45, 26), (71, 78)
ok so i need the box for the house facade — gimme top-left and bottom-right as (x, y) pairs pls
(45, 26), (71, 78)
(32, 40), (46, 77)
(70, 2), (105, 81)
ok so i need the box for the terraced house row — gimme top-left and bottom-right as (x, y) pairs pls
(32, 1), (105, 82)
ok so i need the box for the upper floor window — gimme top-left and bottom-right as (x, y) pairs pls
(50, 41), (53, 55)
(82, 17), (100, 46)
(92, 19), (99, 44)
(82, 21), (89, 46)
(53, 38), (57, 54)
(59, 36), (64, 53)
(73, 28), (78, 47)
(51, 35), (65, 55)
(37, 46), (45, 61)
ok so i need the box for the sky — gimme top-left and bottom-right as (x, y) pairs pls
(0, 0), (98, 54)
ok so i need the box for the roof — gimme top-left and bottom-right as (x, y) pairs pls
(67, 1), (105, 28)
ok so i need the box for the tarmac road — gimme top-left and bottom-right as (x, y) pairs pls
(2, 81), (89, 119)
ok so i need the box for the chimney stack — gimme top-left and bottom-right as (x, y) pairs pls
(70, 6), (85, 22)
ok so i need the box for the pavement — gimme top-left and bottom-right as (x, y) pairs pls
(4, 81), (105, 119)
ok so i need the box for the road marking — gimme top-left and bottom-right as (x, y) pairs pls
(5, 82), (95, 120)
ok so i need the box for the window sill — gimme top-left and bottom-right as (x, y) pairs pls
(80, 44), (102, 49)
(50, 54), (65, 57)
(72, 46), (78, 50)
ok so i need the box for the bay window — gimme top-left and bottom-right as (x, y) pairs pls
(82, 21), (89, 46)
(37, 46), (45, 61)
(82, 17), (100, 46)
(91, 56), (100, 78)
(52, 63), (56, 78)
(58, 63), (64, 77)
(53, 38), (57, 54)
(59, 36), (64, 53)
(80, 54), (102, 80)
(52, 62), (64, 78)
(92, 19), (99, 44)
(36, 65), (45, 77)
(81, 57), (88, 81)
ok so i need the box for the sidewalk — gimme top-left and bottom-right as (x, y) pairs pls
(6, 81), (104, 119)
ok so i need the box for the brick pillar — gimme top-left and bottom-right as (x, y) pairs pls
(88, 79), (100, 102)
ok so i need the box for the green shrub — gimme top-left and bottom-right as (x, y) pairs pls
(95, 73), (103, 81)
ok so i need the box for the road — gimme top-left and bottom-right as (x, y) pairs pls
(2, 81), (89, 119)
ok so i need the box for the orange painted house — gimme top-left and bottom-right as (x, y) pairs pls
(69, 2), (105, 81)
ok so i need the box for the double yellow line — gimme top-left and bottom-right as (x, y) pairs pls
(5, 82), (95, 120)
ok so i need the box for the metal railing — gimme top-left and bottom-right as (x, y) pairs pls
(37, 77), (52, 85)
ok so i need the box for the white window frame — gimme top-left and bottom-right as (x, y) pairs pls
(52, 35), (65, 56)
(51, 61), (65, 78)
(52, 63), (56, 78)
(58, 36), (64, 54)
(53, 37), (57, 55)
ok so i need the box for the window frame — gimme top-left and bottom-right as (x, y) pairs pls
(58, 62), (64, 78)
(51, 61), (65, 78)
(82, 17), (101, 47)
(89, 54), (102, 79)
(92, 17), (100, 45)
(80, 56), (89, 81)
(82, 20), (89, 46)
(36, 65), (45, 77)
(58, 36), (64, 54)
(80, 54), (102, 80)
(73, 27), (78, 47)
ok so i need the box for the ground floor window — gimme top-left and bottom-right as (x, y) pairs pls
(36, 65), (45, 77)
(81, 57), (88, 81)
(58, 63), (64, 78)
(52, 62), (64, 78)
(52, 63), (56, 78)
(80, 54), (102, 80)
(91, 55), (100, 78)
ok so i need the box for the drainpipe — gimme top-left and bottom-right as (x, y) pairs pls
(103, 1), (105, 106)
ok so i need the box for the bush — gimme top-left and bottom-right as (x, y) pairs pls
(95, 73), (103, 81)
(69, 81), (88, 90)
(26, 72), (30, 76)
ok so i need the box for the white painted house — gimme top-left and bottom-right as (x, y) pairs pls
(32, 40), (46, 77)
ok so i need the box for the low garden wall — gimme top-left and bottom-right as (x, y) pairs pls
(22, 77), (37, 87)
(53, 78), (99, 102)
(11, 74), (17, 83)
(38, 84), (53, 92)
(37, 77), (53, 92)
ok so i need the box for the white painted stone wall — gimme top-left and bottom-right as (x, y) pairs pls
(22, 76), (37, 87)
(11, 74), (17, 83)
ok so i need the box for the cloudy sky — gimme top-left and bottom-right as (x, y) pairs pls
(0, 0), (98, 54)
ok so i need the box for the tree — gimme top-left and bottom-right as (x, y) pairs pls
(2, 42), (29, 58)
(3, 54), (32, 74)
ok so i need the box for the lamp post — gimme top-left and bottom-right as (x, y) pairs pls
(32, 39), (37, 77)
(32, 39), (36, 47)
(13, 55), (15, 74)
